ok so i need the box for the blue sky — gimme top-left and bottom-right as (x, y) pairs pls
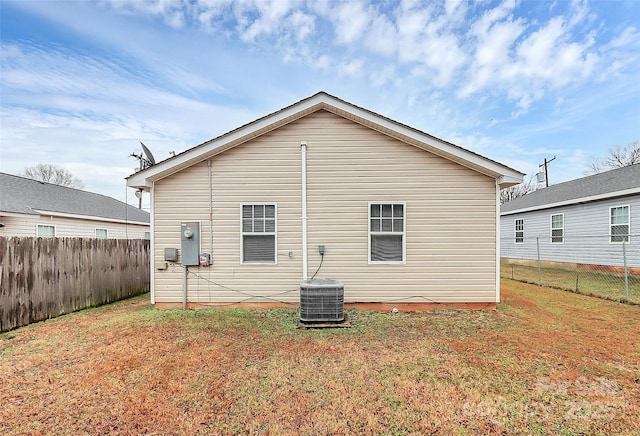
(1, 0), (639, 208)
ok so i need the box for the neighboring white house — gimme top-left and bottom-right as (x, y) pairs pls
(500, 164), (639, 267)
(127, 92), (524, 309)
(0, 173), (150, 239)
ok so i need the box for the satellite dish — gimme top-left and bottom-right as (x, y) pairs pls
(129, 141), (157, 172)
(140, 141), (156, 166)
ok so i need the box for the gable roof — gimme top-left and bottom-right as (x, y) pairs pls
(501, 164), (640, 215)
(127, 91), (523, 189)
(0, 173), (150, 225)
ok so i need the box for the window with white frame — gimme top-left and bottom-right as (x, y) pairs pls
(515, 219), (524, 243)
(369, 203), (405, 263)
(37, 224), (55, 238)
(610, 205), (630, 243)
(551, 214), (563, 243)
(96, 228), (108, 239)
(241, 204), (276, 263)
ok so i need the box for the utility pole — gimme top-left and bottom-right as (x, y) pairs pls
(539, 155), (556, 187)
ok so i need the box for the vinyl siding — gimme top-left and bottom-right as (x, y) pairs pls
(500, 194), (639, 267)
(152, 110), (498, 303)
(0, 213), (149, 239)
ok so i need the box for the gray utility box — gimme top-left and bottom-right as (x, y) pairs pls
(300, 279), (344, 322)
(180, 222), (200, 266)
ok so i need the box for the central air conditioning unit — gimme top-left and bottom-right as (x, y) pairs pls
(300, 279), (344, 322)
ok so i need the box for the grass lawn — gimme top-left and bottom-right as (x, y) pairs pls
(1, 280), (639, 435)
(501, 261), (640, 304)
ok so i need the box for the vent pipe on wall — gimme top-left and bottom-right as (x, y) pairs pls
(301, 141), (308, 280)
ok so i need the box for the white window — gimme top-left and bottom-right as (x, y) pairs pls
(96, 228), (108, 239)
(369, 203), (405, 263)
(515, 219), (524, 244)
(37, 224), (55, 238)
(241, 204), (276, 263)
(610, 205), (630, 243)
(551, 214), (563, 244)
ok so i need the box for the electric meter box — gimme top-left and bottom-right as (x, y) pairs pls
(180, 222), (200, 266)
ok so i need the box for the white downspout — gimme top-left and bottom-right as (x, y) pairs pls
(301, 141), (308, 280)
(150, 181), (156, 305)
(495, 179), (501, 304)
(208, 160), (214, 256)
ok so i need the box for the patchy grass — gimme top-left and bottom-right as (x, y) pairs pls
(1, 281), (639, 435)
(502, 261), (640, 304)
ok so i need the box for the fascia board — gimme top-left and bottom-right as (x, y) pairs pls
(322, 97), (524, 181)
(127, 93), (524, 188)
(0, 211), (39, 218)
(497, 175), (525, 189)
(33, 209), (150, 226)
(500, 187), (640, 216)
(127, 95), (328, 189)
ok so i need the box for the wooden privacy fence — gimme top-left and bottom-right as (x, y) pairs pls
(0, 237), (150, 332)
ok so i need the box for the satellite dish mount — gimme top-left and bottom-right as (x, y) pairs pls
(130, 141), (156, 172)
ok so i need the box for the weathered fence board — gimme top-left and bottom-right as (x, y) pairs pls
(0, 237), (150, 332)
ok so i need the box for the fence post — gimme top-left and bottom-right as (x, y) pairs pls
(537, 237), (542, 286)
(511, 264), (514, 280)
(623, 241), (629, 300)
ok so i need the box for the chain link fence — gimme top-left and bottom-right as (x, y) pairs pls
(501, 234), (639, 304)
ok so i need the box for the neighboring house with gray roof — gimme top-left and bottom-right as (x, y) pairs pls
(500, 164), (639, 267)
(0, 173), (150, 239)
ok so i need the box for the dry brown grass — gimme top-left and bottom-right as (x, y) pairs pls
(1, 280), (639, 435)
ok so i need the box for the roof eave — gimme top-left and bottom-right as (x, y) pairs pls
(497, 175), (524, 189)
(33, 209), (150, 225)
(500, 186), (640, 215)
(127, 92), (524, 189)
(0, 210), (39, 218)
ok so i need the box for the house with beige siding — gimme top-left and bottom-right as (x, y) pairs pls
(0, 173), (150, 239)
(126, 92), (523, 309)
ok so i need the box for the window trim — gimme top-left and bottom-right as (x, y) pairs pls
(514, 218), (524, 244)
(95, 228), (108, 239)
(550, 213), (564, 244)
(368, 202), (406, 265)
(36, 224), (56, 238)
(240, 203), (277, 265)
(610, 205), (630, 244)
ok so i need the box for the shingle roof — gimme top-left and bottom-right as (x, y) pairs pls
(0, 173), (150, 224)
(501, 164), (640, 215)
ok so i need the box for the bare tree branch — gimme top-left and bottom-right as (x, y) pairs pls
(500, 176), (537, 204)
(22, 164), (85, 189)
(587, 141), (640, 174)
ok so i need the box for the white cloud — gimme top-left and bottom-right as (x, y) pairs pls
(339, 58), (366, 78)
(331, 1), (373, 45)
(2, 0), (639, 196)
(445, 0), (466, 19)
(101, 0), (187, 28)
(459, 0), (604, 112)
(394, 2), (467, 86)
(363, 12), (397, 57)
(237, 0), (293, 42)
(289, 10), (315, 42)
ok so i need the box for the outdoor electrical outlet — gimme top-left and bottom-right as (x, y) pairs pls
(318, 245), (325, 255)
